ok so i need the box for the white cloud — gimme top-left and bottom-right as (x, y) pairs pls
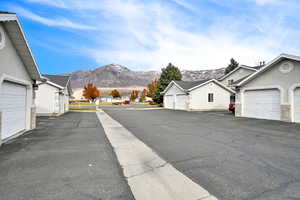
(251, 0), (281, 5)
(20, 0), (300, 70)
(26, 0), (67, 8)
(81, 0), (286, 70)
(13, 6), (96, 30)
(171, 0), (197, 11)
(88, 26), (276, 70)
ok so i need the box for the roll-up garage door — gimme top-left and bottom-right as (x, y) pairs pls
(175, 94), (187, 110)
(0, 81), (27, 139)
(244, 89), (280, 120)
(164, 95), (174, 109)
(294, 88), (300, 123)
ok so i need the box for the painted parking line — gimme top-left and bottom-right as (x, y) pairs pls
(96, 109), (217, 200)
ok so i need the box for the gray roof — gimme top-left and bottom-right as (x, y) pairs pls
(251, 65), (264, 70)
(0, 11), (15, 14)
(44, 75), (70, 88)
(217, 65), (261, 81)
(240, 64), (264, 70)
(174, 79), (211, 90)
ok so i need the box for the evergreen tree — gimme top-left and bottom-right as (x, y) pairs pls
(225, 58), (239, 74)
(152, 63), (182, 104)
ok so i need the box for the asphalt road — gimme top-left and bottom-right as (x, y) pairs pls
(99, 103), (159, 110)
(103, 108), (300, 200)
(0, 112), (134, 200)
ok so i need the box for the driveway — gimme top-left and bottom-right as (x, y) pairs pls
(103, 108), (300, 200)
(0, 112), (133, 200)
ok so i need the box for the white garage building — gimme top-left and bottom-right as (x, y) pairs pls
(162, 79), (235, 111)
(36, 75), (72, 116)
(0, 12), (42, 145)
(235, 53), (300, 123)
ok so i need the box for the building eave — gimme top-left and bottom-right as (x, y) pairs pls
(187, 79), (235, 94)
(0, 13), (42, 81)
(218, 65), (257, 81)
(46, 81), (64, 90)
(237, 53), (300, 87)
(161, 81), (187, 94)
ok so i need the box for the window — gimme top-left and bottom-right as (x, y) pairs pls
(208, 93), (214, 102)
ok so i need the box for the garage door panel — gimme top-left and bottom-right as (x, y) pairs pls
(0, 82), (27, 139)
(164, 95), (174, 109)
(294, 88), (300, 123)
(175, 95), (187, 110)
(244, 89), (280, 120)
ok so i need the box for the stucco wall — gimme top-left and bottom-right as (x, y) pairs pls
(36, 83), (70, 115)
(0, 24), (31, 82)
(0, 24), (34, 143)
(240, 60), (300, 104)
(220, 68), (255, 86)
(189, 82), (231, 111)
(237, 59), (300, 122)
(36, 83), (59, 115)
(63, 87), (69, 112)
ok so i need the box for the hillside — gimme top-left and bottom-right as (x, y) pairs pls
(64, 64), (225, 89)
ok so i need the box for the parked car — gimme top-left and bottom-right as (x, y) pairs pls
(229, 103), (235, 114)
(124, 100), (130, 105)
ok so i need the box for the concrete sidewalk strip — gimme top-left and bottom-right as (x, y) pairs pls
(96, 109), (217, 200)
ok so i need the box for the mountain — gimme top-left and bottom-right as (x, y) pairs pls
(64, 64), (225, 89)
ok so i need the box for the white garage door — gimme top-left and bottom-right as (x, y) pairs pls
(294, 88), (300, 123)
(164, 95), (174, 109)
(0, 81), (27, 139)
(175, 94), (187, 110)
(244, 89), (280, 120)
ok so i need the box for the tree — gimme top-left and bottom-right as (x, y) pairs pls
(152, 63), (182, 104)
(111, 89), (121, 98)
(140, 89), (148, 102)
(130, 90), (139, 101)
(147, 80), (158, 97)
(82, 83), (100, 102)
(225, 58), (239, 74)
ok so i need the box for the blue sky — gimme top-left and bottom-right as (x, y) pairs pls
(1, 0), (300, 74)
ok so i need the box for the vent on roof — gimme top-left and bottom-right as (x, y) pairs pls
(259, 61), (266, 66)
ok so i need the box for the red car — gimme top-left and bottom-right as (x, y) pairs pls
(229, 103), (235, 114)
(123, 100), (130, 105)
